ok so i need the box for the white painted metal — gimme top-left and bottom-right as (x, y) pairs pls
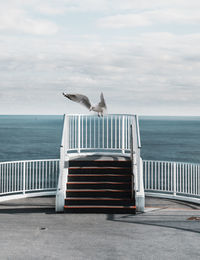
(65, 114), (136, 154)
(173, 162), (176, 196)
(0, 113), (200, 209)
(0, 159), (59, 201)
(144, 160), (200, 204)
(130, 121), (145, 212)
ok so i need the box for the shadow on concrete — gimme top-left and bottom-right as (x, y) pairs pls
(146, 196), (200, 210)
(0, 207), (55, 214)
(106, 213), (200, 234)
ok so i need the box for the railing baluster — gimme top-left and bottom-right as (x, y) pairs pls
(23, 162), (26, 194)
(158, 162), (160, 191)
(89, 116), (91, 148)
(173, 162), (176, 196)
(110, 115), (112, 149)
(151, 161), (153, 190)
(82, 115), (83, 149)
(78, 115), (81, 153)
(122, 116), (125, 153)
(86, 115), (88, 150)
(94, 117), (96, 148)
(198, 165), (200, 195)
(11, 163), (13, 192)
(161, 162), (163, 191)
(148, 161), (150, 190)
(196, 165), (197, 195)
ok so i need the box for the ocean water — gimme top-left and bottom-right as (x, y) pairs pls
(0, 115), (63, 162)
(0, 115), (200, 164)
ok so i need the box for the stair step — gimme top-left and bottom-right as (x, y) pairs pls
(65, 198), (135, 206)
(68, 174), (132, 182)
(64, 205), (136, 214)
(67, 182), (131, 190)
(69, 160), (131, 168)
(64, 158), (135, 213)
(69, 167), (131, 174)
(66, 189), (131, 198)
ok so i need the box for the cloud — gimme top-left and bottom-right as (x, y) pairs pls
(0, 6), (58, 35)
(98, 14), (151, 28)
(0, 30), (200, 115)
(98, 9), (200, 29)
(0, 0), (200, 115)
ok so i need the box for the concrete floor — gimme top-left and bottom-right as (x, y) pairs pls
(0, 196), (200, 260)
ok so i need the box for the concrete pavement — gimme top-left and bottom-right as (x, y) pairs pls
(0, 196), (200, 260)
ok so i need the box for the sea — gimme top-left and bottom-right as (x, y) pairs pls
(0, 115), (200, 164)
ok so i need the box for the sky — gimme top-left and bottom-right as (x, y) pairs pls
(0, 0), (200, 116)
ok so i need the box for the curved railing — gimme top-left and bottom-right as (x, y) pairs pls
(0, 159), (59, 201)
(1, 157), (200, 205)
(143, 160), (200, 204)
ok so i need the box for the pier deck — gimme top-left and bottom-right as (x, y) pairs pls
(0, 196), (200, 259)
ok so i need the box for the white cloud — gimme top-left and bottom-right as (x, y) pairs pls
(0, 31), (200, 115)
(0, 6), (58, 35)
(0, 0), (200, 115)
(98, 9), (200, 29)
(98, 14), (151, 28)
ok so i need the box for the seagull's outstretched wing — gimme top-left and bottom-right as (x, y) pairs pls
(98, 92), (107, 109)
(63, 93), (91, 110)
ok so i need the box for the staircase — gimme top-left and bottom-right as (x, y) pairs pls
(64, 159), (136, 213)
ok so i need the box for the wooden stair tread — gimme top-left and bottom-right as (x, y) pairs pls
(69, 167), (130, 169)
(65, 158), (135, 213)
(64, 205), (136, 209)
(66, 189), (131, 192)
(67, 182), (129, 184)
(65, 198), (132, 200)
(70, 160), (131, 162)
(68, 174), (131, 176)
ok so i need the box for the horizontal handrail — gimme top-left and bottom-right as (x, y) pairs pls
(0, 159), (59, 164)
(65, 113), (138, 116)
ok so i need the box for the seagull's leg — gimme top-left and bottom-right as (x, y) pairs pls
(98, 112), (100, 117)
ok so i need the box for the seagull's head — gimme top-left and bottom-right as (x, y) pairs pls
(89, 106), (94, 111)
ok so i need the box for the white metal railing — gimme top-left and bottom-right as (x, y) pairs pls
(64, 114), (139, 153)
(56, 113), (144, 212)
(143, 160), (200, 203)
(0, 159), (59, 200)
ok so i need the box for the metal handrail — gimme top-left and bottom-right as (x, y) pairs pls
(130, 124), (135, 200)
(0, 159), (59, 201)
(143, 160), (200, 203)
(65, 114), (139, 154)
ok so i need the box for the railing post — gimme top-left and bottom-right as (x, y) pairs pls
(78, 115), (80, 153)
(122, 116), (125, 153)
(56, 146), (65, 212)
(173, 162), (176, 196)
(23, 161), (26, 195)
(130, 124), (134, 199)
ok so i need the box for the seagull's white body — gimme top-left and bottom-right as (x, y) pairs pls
(63, 92), (107, 117)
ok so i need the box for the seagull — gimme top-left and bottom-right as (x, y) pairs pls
(62, 92), (107, 117)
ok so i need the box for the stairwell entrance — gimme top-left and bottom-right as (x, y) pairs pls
(56, 114), (144, 213)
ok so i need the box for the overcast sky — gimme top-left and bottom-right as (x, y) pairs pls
(0, 0), (200, 115)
